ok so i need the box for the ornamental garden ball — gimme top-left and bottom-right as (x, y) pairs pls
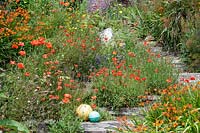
(89, 111), (100, 122)
(76, 104), (93, 121)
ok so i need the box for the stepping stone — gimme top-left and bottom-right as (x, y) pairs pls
(82, 121), (120, 133)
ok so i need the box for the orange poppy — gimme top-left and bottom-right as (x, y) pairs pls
(12, 44), (18, 49)
(91, 103), (97, 109)
(17, 63), (25, 69)
(18, 42), (24, 46)
(45, 42), (52, 49)
(19, 50), (26, 56)
(24, 72), (30, 76)
(62, 97), (70, 103)
(91, 96), (97, 100)
(10, 60), (16, 65)
(64, 93), (72, 99)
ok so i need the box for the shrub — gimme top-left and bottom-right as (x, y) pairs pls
(182, 25), (200, 72)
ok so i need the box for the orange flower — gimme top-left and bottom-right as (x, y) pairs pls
(10, 60), (16, 65)
(18, 42), (24, 46)
(57, 85), (62, 91)
(166, 78), (172, 83)
(173, 122), (178, 128)
(62, 97), (70, 103)
(76, 98), (81, 102)
(76, 72), (81, 78)
(128, 52), (136, 57)
(64, 2), (70, 6)
(147, 58), (152, 63)
(112, 51), (117, 55)
(102, 86), (106, 90)
(153, 119), (164, 127)
(24, 72), (30, 76)
(49, 95), (59, 100)
(91, 96), (97, 100)
(93, 88), (98, 93)
(64, 93), (72, 99)
(19, 50), (26, 56)
(17, 63), (25, 69)
(91, 103), (97, 109)
(45, 42), (52, 49)
(11, 44), (18, 49)
(143, 41), (149, 46)
(42, 54), (48, 58)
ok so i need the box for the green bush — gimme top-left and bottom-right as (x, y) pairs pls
(49, 109), (84, 133)
(182, 26), (200, 72)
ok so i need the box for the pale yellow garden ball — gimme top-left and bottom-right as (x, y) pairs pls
(76, 104), (93, 121)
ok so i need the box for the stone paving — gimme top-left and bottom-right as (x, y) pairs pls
(82, 121), (120, 133)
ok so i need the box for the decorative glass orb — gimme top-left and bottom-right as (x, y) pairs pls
(89, 111), (100, 122)
(76, 104), (93, 121)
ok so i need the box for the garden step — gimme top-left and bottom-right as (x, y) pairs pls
(82, 121), (120, 133)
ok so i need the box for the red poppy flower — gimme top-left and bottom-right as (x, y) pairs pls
(64, 94), (72, 99)
(91, 103), (97, 109)
(45, 42), (53, 49)
(10, 60), (16, 65)
(18, 42), (24, 46)
(62, 97), (70, 103)
(166, 78), (172, 83)
(128, 52), (136, 57)
(17, 63), (25, 69)
(91, 96), (97, 100)
(42, 54), (48, 58)
(12, 44), (18, 49)
(24, 72), (30, 76)
(190, 76), (195, 80)
(19, 51), (26, 56)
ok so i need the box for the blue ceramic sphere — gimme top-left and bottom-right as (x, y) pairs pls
(89, 111), (100, 122)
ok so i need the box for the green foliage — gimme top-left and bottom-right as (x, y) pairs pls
(183, 28), (200, 72)
(49, 109), (84, 133)
(134, 0), (199, 53)
(145, 82), (200, 132)
(117, 82), (200, 132)
(90, 39), (176, 110)
(0, 92), (7, 99)
(0, 92), (29, 133)
(0, 119), (29, 133)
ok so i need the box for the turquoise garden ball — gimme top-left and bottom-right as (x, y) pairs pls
(89, 111), (100, 122)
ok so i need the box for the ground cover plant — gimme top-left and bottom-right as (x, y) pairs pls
(0, 0), (199, 132)
(116, 81), (200, 133)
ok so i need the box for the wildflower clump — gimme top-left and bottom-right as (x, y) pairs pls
(145, 81), (200, 132)
(116, 81), (199, 132)
(0, 1), (33, 67)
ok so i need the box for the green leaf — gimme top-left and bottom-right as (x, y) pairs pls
(0, 92), (8, 99)
(0, 119), (29, 133)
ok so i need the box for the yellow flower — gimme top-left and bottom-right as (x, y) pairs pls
(119, 11), (123, 14)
